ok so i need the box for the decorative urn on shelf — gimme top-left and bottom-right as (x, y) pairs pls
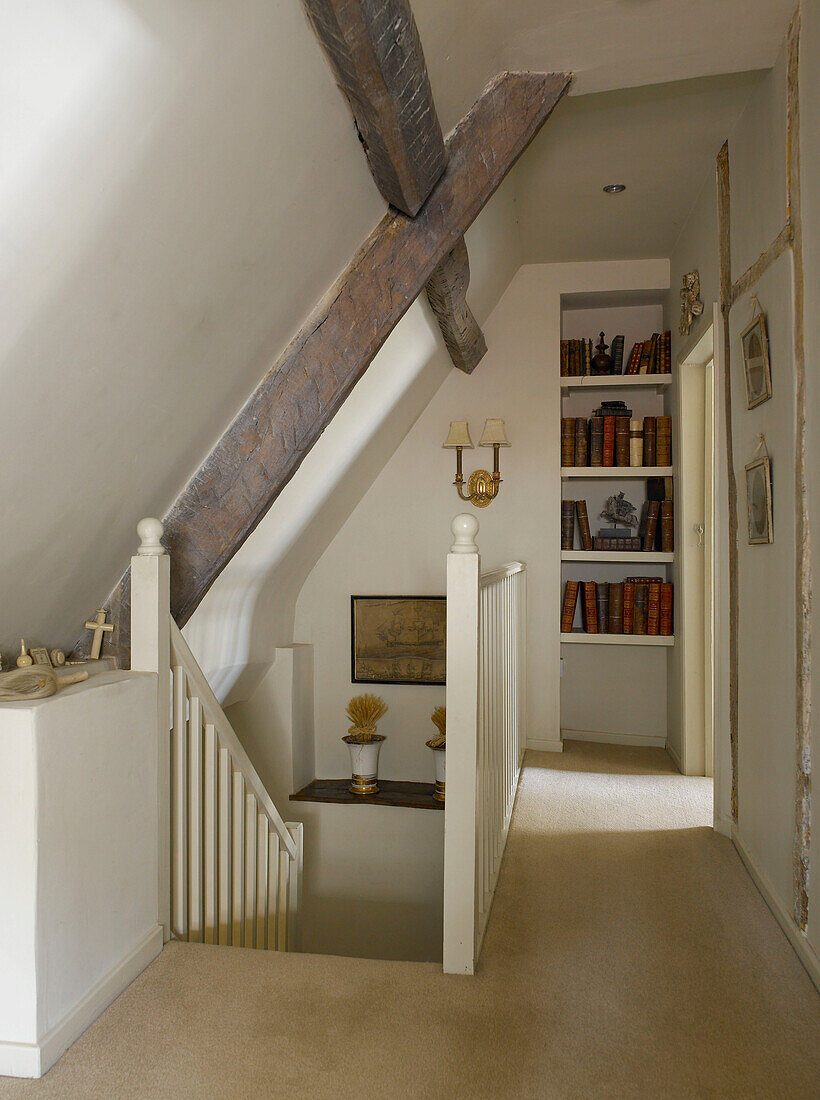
(592, 332), (613, 375)
(425, 706), (446, 803)
(343, 694), (388, 795)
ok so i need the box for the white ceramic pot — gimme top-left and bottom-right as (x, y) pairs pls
(343, 734), (385, 795)
(427, 744), (445, 803)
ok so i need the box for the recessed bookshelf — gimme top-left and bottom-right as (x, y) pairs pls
(561, 551), (674, 563)
(561, 466), (674, 479)
(560, 632), (674, 647)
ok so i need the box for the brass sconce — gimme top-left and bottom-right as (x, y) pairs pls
(443, 419), (510, 508)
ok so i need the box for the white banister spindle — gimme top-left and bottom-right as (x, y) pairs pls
(131, 518), (171, 938)
(443, 515), (527, 975)
(131, 519), (303, 954)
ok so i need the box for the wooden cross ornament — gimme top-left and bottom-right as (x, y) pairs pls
(84, 609), (113, 660)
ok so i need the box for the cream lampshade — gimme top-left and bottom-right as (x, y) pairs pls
(478, 418), (510, 447)
(443, 421), (474, 449)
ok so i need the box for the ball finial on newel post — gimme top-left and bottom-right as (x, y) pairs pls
(137, 518), (165, 556)
(450, 513), (479, 553)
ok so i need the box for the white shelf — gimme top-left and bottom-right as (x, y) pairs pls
(561, 551), (674, 563)
(561, 466), (673, 479)
(561, 632), (674, 647)
(560, 374), (672, 390)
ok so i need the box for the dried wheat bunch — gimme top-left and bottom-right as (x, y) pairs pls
(427, 705), (446, 748)
(345, 693), (388, 740)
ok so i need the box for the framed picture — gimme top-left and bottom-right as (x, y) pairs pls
(351, 596), (446, 685)
(29, 646), (52, 667)
(740, 314), (772, 409)
(745, 455), (773, 544)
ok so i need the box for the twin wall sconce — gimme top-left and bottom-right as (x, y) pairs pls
(443, 418), (510, 508)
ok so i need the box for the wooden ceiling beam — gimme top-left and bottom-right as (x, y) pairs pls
(303, 0), (447, 216)
(79, 70), (570, 663)
(425, 236), (487, 373)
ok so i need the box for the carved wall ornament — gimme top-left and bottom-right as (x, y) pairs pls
(679, 270), (704, 336)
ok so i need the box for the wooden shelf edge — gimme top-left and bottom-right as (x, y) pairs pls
(559, 374), (673, 389)
(290, 778), (443, 811)
(560, 632), (674, 647)
(561, 466), (674, 478)
(561, 551), (674, 562)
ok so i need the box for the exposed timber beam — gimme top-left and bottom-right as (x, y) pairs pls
(78, 70), (571, 664)
(302, 0), (446, 216)
(425, 236), (487, 373)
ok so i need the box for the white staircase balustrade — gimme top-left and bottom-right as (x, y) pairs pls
(131, 520), (303, 952)
(443, 514), (527, 974)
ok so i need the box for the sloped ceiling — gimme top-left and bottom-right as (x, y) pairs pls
(0, 0), (793, 663)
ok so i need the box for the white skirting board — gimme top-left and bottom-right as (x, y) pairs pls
(732, 828), (820, 994)
(527, 738), (564, 753)
(561, 729), (667, 749)
(0, 926), (163, 1079)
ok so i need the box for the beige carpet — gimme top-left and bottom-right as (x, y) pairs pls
(3, 742), (819, 1098)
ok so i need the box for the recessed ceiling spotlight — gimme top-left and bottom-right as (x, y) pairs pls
(603, 183), (626, 194)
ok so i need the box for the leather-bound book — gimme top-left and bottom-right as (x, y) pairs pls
(647, 581), (661, 635)
(561, 500), (576, 550)
(593, 536), (602, 551)
(583, 582), (598, 633)
(574, 416), (588, 467)
(611, 335), (625, 374)
(602, 416), (616, 466)
(627, 342), (643, 374)
(589, 417), (604, 466)
(633, 584), (649, 634)
(659, 583), (674, 636)
(576, 500), (593, 551)
(561, 417), (576, 466)
(608, 583), (624, 634)
(638, 341), (653, 374)
(660, 500), (674, 553)
(662, 331), (672, 373)
(596, 582), (609, 634)
(629, 420), (643, 466)
(560, 340), (570, 377)
(656, 415), (672, 466)
(643, 417), (657, 466)
(647, 333), (660, 373)
(623, 581), (636, 634)
(642, 500), (660, 551)
(615, 416), (631, 466)
(561, 580), (580, 632)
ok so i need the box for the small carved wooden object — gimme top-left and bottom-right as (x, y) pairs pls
(84, 609), (114, 660)
(592, 332), (613, 375)
(16, 640), (33, 668)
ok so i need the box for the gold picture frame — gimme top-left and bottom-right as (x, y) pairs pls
(351, 596), (446, 685)
(740, 313), (772, 410)
(745, 455), (774, 544)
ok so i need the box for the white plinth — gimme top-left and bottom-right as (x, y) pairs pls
(0, 671), (161, 1078)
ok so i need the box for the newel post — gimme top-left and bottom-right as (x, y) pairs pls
(443, 513), (480, 975)
(131, 518), (171, 940)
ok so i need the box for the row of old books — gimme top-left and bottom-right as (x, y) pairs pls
(561, 579), (674, 635)
(561, 498), (674, 552)
(559, 332), (671, 376)
(560, 336), (626, 376)
(561, 415), (672, 467)
(624, 332), (672, 375)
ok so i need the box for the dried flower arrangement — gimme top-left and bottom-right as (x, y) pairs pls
(344, 693), (388, 744)
(426, 706), (446, 749)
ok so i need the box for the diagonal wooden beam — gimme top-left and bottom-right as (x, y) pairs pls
(78, 70), (571, 664)
(302, 0), (446, 217)
(425, 236), (487, 373)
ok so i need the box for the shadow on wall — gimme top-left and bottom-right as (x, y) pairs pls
(301, 895), (444, 964)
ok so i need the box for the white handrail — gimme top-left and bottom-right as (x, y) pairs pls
(443, 515), (527, 974)
(169, 622), (296, 860)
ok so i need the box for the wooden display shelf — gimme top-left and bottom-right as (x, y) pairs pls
(561, 551), (674, 563)
(560, 374), (672, 390)
(561, 631), (674, 647)
(290, 778), (443, 811)
(561, 466), (673, 478)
